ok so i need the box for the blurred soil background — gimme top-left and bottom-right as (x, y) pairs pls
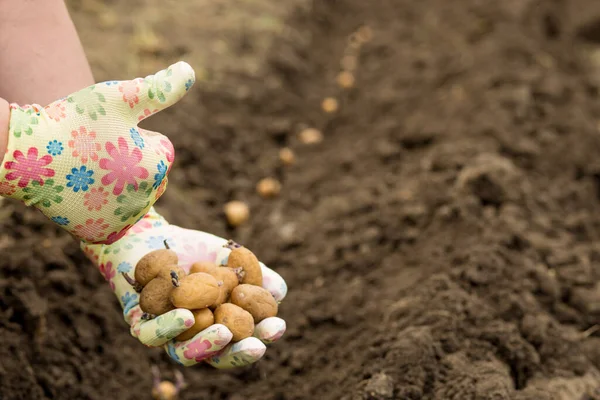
(2, 0), (600, 399)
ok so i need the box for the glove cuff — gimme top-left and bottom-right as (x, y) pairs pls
(0, 104), (53, 205)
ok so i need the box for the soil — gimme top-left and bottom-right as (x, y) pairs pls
(2, 0), (600, 399)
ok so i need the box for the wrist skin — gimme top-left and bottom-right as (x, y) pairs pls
(0, 0), (94, 105)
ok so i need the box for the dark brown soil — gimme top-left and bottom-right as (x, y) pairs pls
(3, 0), (600, 399)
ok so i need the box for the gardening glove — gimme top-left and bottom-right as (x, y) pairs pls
(82, 208), (287, 369)
(0, 61), (195, 244)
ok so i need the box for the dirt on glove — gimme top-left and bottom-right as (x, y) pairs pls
(2, 0), (600, 399)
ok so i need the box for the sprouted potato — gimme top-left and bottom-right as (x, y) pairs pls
(190, 261), (239, 306)
(214, 303), (255, 342)
(231, 284), (278, 323)
(135, 248), (179, 287)
(133, 241), (279, 344)
(170, 272), (220, 309)
(225, 241), (263, 286)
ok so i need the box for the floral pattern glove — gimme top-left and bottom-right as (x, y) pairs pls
(0, 62), (195, 244)
(82, 208), (287, 369)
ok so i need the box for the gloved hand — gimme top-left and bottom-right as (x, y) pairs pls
(82, 208), (287, 369)
(0, 62), (195, 244)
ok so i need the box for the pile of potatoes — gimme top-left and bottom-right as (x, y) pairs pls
(128, 240), (278, 342)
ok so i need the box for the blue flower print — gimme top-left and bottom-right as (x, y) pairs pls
(146, 235), (170, 249)
(104, 81), (119, 86)
(51, 216), (69, 226)
(121, 292), (139, 316)
(117, 262), (132, 273)
(153, 161), (167, 189)
(221, 253), (230, 266)
(130, 128), (145, 149)
(66, 166), (94, 192)
(185, 79), (194, 91)
(166, 342), (183, 365)
(46, 140), (63, 156)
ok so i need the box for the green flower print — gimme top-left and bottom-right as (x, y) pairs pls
(155, 312), (185, 340)
(67, 86), (106, 121)
(114, 182), (152, 222)
(11, 108), (39, 138)
(22, 179), (64, 207)
(145, 67), (173, 103)
(103, 235), (142, 255)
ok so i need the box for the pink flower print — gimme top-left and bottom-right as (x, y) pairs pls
(45, 101), (66, 121)
(183, 339), (222, 362)
(129, 307), (144, 333)
(155, 179), (167, 200)
(16, 104), (41, 112)
(99, 137), (149, 195)
(68, 126), (101, 163)
(131, 218), (153, 234)
(158, 138), (175, 165)
(138, 108), (159, 121)
(119, 80), (140, 108)
(98, 261), (116, 290)
(102, 224), (133, 245)
(177, 242), (218, 271)
(72, 218), (110, 242)
(4, 147), (54, 188)
(83, 187), (109, 211)
(0, 181), (16, 196)
(83, 245), (99, 263)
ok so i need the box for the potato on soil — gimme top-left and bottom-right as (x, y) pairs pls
(256, 177), (281, 198)
(175, 308), (215, 341)
(279, 147), (295, 165)
(152, 381), (177, 400)
(135, 249), (179, 287)
(299, 128), (323, 145)
(336, 71), (355, 88)
(140, 277), (176, 315)
(321, 97), (339, 113)
(171, 272), (220, 309)
(226, 246), (263, 286)
(214, 303), (255, 342)
(231, 284), (278, 323)
(223, 201), (249, 227)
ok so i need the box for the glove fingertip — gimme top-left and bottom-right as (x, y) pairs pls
(260, 262), (288, 302)
(172, 61), (195, 84)
(255, 317), (286, 344)
(137, 309), (195, 347)
(205, 337), (266, 369)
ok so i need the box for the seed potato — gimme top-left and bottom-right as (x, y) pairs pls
(156, 265), (186, 281)
(170, 272), (220, 309)
(226, 247), (263, 286)
(214, 303), (255, 342)
(135, 249), (179, 287)
(190, 261), (219, 276)
(140, 277), (176, 315)
(231, 284), (278, 323)
(212, 267), (239, 307)
(175, 308), (215, 341)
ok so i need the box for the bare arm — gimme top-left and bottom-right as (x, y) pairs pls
(0, 0), (95, 160)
